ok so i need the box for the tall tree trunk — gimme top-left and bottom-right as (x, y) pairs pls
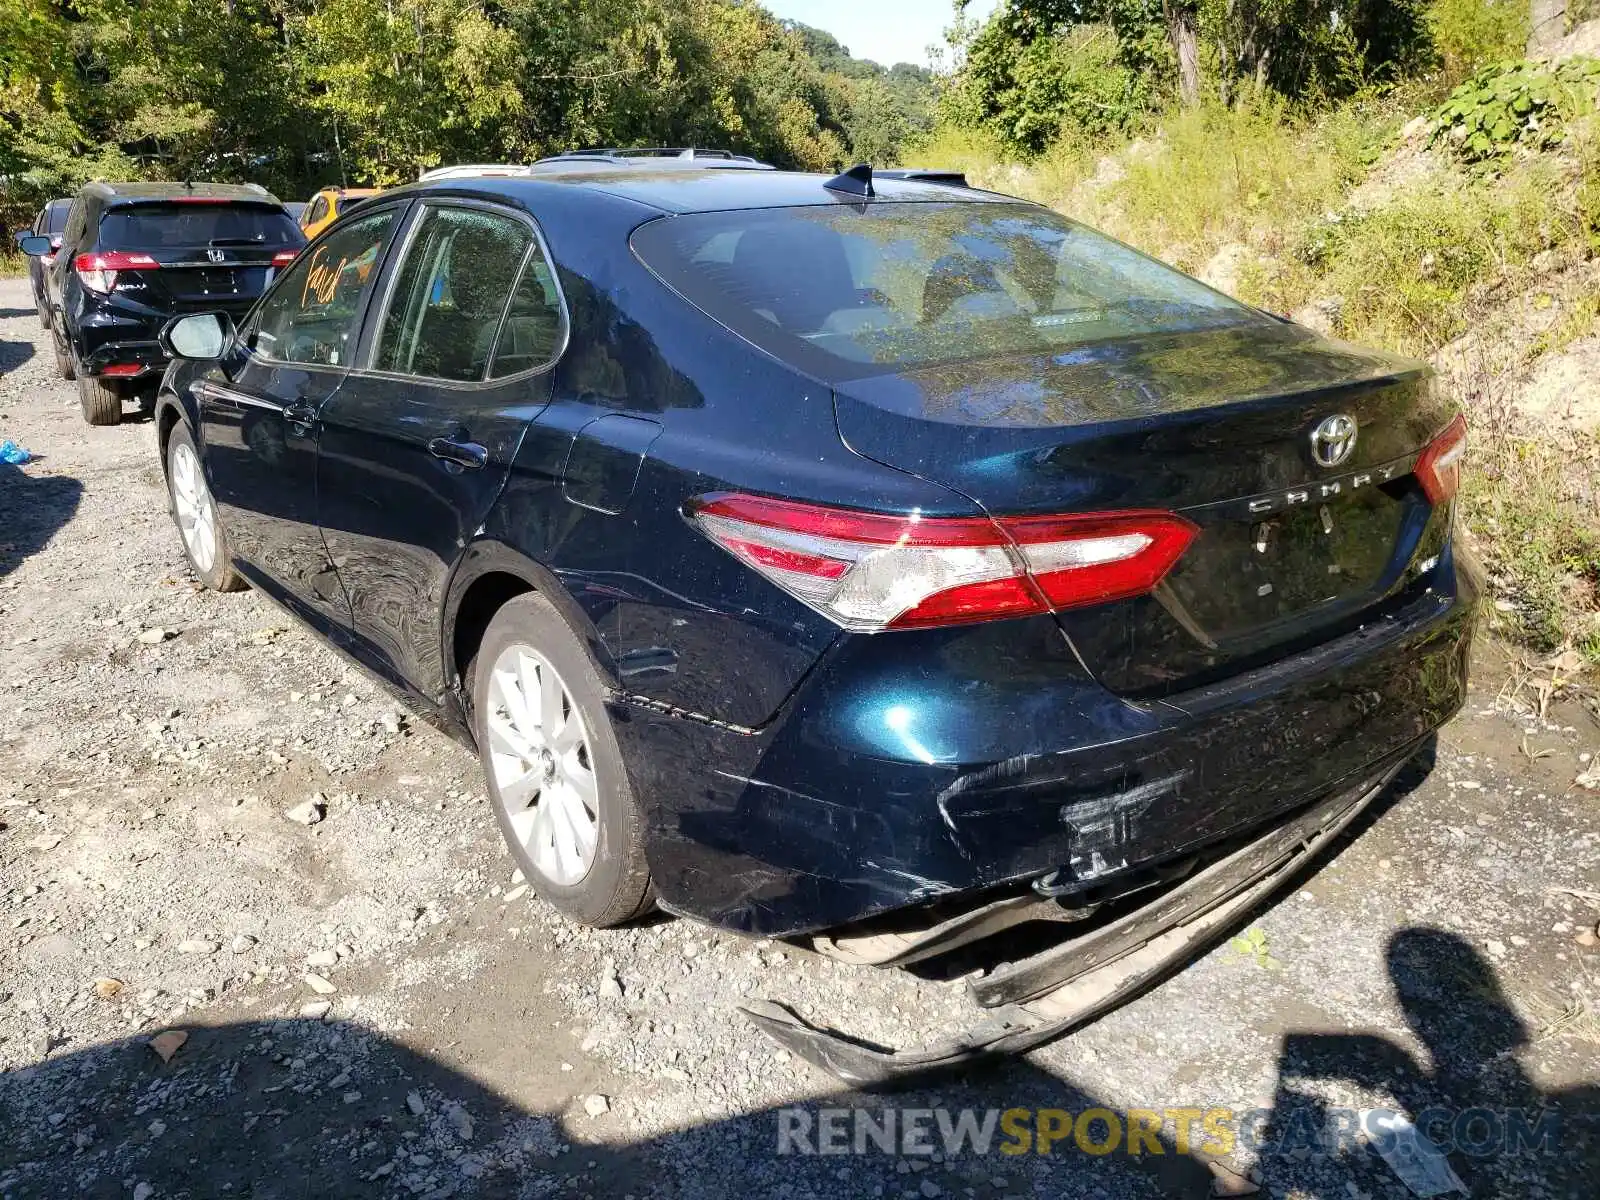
(1165, 0), (1200, 107)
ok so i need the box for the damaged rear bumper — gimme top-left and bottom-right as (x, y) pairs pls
(621, 556), (1476, 936)
(741, 761), (1400, 1086)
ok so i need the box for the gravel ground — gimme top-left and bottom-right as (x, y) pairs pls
(1, 275), (1597, 1199)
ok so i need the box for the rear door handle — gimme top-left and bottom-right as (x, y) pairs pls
(429, 437), (488, 471)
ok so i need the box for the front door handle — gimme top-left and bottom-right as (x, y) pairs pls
(429, 437), (488, 471)
(283, 401), (316, 435)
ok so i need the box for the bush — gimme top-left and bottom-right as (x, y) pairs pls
(1431, 57), (1600, 162)
(1425, 0), (1531, 82)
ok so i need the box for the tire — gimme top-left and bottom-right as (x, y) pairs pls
(53, 328), (75, 381)
(78, 373), (122, 426)
(35, 296), (49, 329)
(470, 592), (654, 927)
(164, 421), (246, 593)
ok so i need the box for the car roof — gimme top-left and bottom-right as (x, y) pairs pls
(402, 166), (1015, 216)
(83, 181), (280, 205)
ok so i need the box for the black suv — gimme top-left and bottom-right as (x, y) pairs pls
(19, 182), (304, 425)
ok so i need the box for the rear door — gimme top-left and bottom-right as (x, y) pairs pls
(315, 199), (567, 697)
(194, 203), (406, 630)
(96, 201), (304, 320)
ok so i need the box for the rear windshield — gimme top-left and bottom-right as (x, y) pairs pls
(98, 203), (301, 251)
(632, 202), (1265, 380)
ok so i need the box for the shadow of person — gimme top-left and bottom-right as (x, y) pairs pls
(0, 1014), (1222, 1199)
(0, 462), (82, 579)
(1261, 927), (1598, 1197)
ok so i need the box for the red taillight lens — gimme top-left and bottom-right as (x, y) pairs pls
(1004, 511), (1202, 611)
(100, 364), (143, 378)
(688, 494), (1196, 632)
(271, 249), (298, 267)
(1416, 414), (1467, 505)
(74, 251), (159, 294)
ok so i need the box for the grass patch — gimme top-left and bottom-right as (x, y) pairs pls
(1087, 99), (1394, 274)
(1458, 363), (1600, 659)
(1298, 158), (1582, 355)
(0, 251), (28, 279)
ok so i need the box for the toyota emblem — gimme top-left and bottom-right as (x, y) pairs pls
(1310, 414), (1358, 468)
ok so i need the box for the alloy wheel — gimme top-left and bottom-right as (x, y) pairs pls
(169, 442), (218, 573)
(486, 643), (600, 886)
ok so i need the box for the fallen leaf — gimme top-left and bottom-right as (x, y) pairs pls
(149, 1029), (188, 1063)
(93, 977), (124, 1000)
(1576, 764), (1600, 790)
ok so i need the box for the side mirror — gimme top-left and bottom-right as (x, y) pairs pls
(16, 235), (53, 257)
(161, 311), (235, 360)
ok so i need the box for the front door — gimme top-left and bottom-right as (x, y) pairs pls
(195, 204), (404, 631)
(315, 200), (567, 697)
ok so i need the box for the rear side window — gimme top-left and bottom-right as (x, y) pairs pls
(632, 202), (1264, 381)
(98, 203), (301, 251)
(39, 203), (70, 236)
(488, 255), (563, 378)
(374, 205), (535, 382)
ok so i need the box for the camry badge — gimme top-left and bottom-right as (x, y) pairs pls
(1310, 414), (1358, 468)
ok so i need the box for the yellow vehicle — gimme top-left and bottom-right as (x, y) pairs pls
(298, 186), (380, 240)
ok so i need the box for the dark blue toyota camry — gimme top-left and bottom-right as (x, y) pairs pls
(155, 153), (1478, 1080)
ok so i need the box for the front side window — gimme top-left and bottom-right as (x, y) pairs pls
(249, 207), (398, 367)
(632, 202), (1267, 381)
(374, 205), (533, 382)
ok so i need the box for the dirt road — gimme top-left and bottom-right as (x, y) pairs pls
(1, 274), (1596, 1198)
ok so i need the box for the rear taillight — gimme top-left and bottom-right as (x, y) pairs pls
(74, 251), (158, 294)
(271, 249), (298, 267)
(688, 494), (1197, 632)
(1416, 414), (1467, 505)
(101, 364), (143, 378)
